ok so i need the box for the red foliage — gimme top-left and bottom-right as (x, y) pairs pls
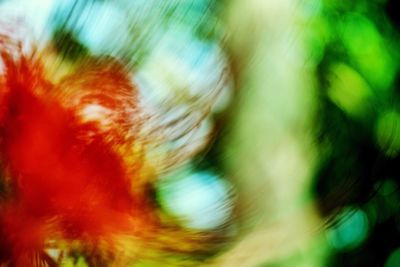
(0, 45), (148, 263)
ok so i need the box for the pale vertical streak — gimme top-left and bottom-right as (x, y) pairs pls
(211, 0), (327, 266)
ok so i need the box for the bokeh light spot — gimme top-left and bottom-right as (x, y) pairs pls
(375, 110), (400, 157)
(327, 208), (369, 251)
(327, 63), (371, 118)
(340, 14), (396, 91)
(385, 248), (400, 267)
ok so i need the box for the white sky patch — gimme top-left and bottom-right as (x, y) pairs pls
(136, 29), (230, 112)
(45, 248), (61, 261)
(158, 169), (233, 230)
(0, 0), (55, 50)
(71, 1), (130, 56)
(80, 103), (114, 127)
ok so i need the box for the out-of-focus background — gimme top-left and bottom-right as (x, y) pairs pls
(1, 0), (400, 266)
